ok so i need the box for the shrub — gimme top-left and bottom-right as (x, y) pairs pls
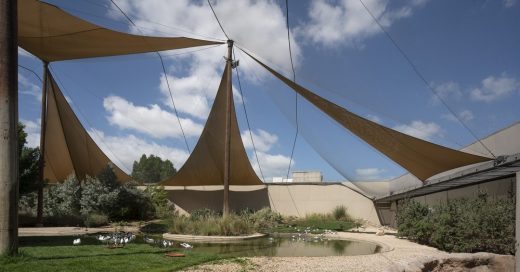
(80, 176), (118, 217)
(396, 200), (433, 244)
(396, 196), (515, 255)
(36, 166), (156, 226)
(44, 175), (82, 217)
(84, 213), (109, 228)
(144, 185), (175, 218)
(248, 208), (283, 231)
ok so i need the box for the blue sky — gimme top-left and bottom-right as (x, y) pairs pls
(18, 0), (520, 182)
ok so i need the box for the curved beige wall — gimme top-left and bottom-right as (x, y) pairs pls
(162, 183), (380, 225)
(267, 183), (379, 224)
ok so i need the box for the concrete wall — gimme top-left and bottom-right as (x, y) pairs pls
(163, 183), (380, 225)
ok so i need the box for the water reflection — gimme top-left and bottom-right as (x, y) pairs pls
(191, 236), (381, 257)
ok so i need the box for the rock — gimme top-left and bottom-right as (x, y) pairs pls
(376, 229), (385, 236)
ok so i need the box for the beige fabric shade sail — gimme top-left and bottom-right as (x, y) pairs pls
(18, 0), (223, 62)
(161, 65), (263, 186)
(43, 69), (131, 183)
(245, 52), (491, 181)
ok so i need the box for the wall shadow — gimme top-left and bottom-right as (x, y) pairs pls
(167, 188), (271, 213)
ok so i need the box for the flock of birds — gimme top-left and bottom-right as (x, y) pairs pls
(71, 232), (193, 249)
(287, 227), (338, 243)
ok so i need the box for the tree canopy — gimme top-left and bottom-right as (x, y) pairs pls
(131, 154), (177, 183)
(18, 122), (41, 195)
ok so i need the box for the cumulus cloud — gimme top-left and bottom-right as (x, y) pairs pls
(431, 81), (462, 104)
(18, 72), (41, 101)
(470, 74), (519, 102)
(88, 128), (189, 172)
(241, 129), (278, 153)
(239, 128), (291, 181)
(252, 152), (293, 182)
(111, 0), (301, 121)
(297, 0), (427, 47)
(20, 119), (41, 148)
(355, 167), (386, 180)
(103, 95), (203, 139)
(393, 120), (442, 140)
(159, 66), (220, 119)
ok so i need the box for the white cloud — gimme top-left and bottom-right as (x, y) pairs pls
(159, 66), (219, 119)
(470, 74), (519, 102)
(442, 109), (474, 123)
(239, 128), (291, 181)
(103, 95), (203, 139)
(241, 129), (278, 153)
(111, 0), (301, 119)
(88, 129), (189, 172)
(504, 0), (516, 8)
(355, 167), (386, 180)
(253, 151), (293, 182)
(393, 120), (442, 140)
(297, 0), (427, 47)
(18, 72), (41, 101)
(431, 81), (461, 104)
(20, 119), (41, 148)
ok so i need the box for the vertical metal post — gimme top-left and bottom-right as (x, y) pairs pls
(516, 171), (519, 272)
(36, 63), (49, 227)
(223, 40), (233, 216)
(0, 0), (19, 256)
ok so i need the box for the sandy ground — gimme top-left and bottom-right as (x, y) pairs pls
(182, 231), (513, 272)
(181, 231), (439, 272)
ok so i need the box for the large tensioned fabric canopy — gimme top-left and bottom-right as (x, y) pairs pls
(18, 0), (223, 62)
(244, 52), (492, 181)
(161, 64), (263, 186)
(44, 69), (131, 183)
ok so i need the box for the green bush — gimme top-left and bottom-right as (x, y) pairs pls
(84, 213), (109, 228)
(396, 196), (515, 255)
(144, 185), (175, 218)
(44, 175), (82, 217)
(32, 165), (157, 226)
(248, 208), (283, 231)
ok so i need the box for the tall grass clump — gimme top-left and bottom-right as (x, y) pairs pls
(396, 195), (514, 255)
(167, 208), (282, 236)
(332, 205), (347, 220)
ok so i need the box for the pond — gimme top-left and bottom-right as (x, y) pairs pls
(187, 235), (382, 257)
(20, 233), (382, 257)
